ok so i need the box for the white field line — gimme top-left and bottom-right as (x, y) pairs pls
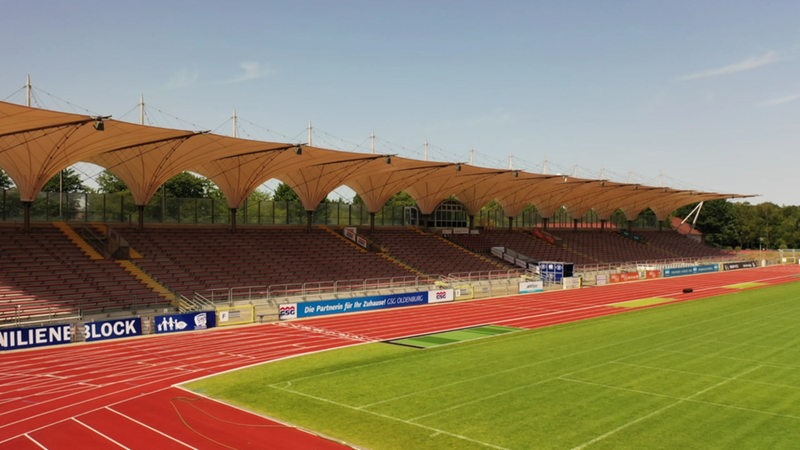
(1, 267), (797, 447)
(372, 292), (799, 414)
(269, 382), (510, 450)
(566, 291), (800, 449)
(569, 365), (763, 450)
(170, 385), (354, 449)
(558, 373), (800, 421)
(273, 289), (798, 449)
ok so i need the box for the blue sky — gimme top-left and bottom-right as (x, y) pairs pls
(2, 1), (799, 205)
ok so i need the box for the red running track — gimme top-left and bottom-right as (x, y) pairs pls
(1, 265), (798, 449)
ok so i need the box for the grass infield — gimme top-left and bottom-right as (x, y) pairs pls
(186, 281), (800, 449)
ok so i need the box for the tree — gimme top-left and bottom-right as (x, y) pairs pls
(0, 169), (13, 189)
(729, 202), (760, 249)
(351, 191), (416, 208)
(247, 189), (272, 203)
(42, 168), (88, 193)
(776, 206), (800, 249)
(273, 182), (299, 202)
(96, 170), (128, 193)
(754, 202), (782, 249)
(385, 191), (416, 207)
(674, 200), (736, 248)
(162, 172), (219, 198)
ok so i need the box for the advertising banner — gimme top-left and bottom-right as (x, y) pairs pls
(453, 285), (475, 300)
(428, 289), (454, 304)
(1, 323), (72, 351)
(279, 289), (454, 320)
(519, 280), (544, 293)
(562, 277), (582, 290)
(663, 264), (720, 278)
(84, 317), (142, 342)
(154, 311), (216, 334)
(722, 261), (758, 270)
(644, 270), (662, 279)
(278, 303), (298, 320)
(610, 272), (640, 283)
(217, 305), (255, 327)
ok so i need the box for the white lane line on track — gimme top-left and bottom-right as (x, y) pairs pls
(73, 417), (130, 449)
(102, 406), (198, 450)
(3, 267), (797, 447)
(23, 433), (46, 449)
(276, 321), (377, 342)
(0, 371), (193, 440)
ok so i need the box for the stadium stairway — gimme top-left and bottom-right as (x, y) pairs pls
(378, 252), (429, 279)
(59, 222), (179, 307)
(325, 225), (432, 279)
(557, 241), (599, 265)
(432, 231), (511, 271)
(116, 260), (180, 307)
(54, 221), (104, 260)
(320, 225), (371, 253)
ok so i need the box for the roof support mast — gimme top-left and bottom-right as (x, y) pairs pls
(228, 108), (240, 230)
(25, 75), (32, 107)
(232, 109), (238, 138)
(679, 201), (704, 233)
(139, 94), (145, 125)
(23, 75), (33, 230)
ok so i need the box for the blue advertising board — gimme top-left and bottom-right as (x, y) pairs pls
(84, 317), (143, 342)
(0, 323), (72, 351)
(279, 289), (454, 320)
(663, 264), (719, 278)
(154, 311), (216, 334)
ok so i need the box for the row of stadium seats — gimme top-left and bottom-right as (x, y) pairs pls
(447, 228), (729, 265)
(358, 228), (508, 276)
(0, 224), (730, 325)
(0, 225), (170, 323)
(118, 227), (416, 297)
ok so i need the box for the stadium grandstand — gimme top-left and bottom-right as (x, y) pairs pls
(8, 90), (800, 450)
(0, 98), (756, 330)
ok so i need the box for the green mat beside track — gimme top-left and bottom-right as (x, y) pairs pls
(387, 324), (520, 348)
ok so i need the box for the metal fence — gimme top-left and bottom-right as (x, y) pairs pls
(0, 189), (657, 229)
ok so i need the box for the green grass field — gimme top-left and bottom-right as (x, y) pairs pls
(186, 282), (800, 449)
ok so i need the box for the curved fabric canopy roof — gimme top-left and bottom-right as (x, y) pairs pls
(0, 100), (753, 229)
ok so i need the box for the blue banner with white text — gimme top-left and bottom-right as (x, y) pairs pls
(0, 323), (72, 351)
(84, 317), (143, 342)
(663, 264), (719, 278)
(279, 289), (454, 320)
